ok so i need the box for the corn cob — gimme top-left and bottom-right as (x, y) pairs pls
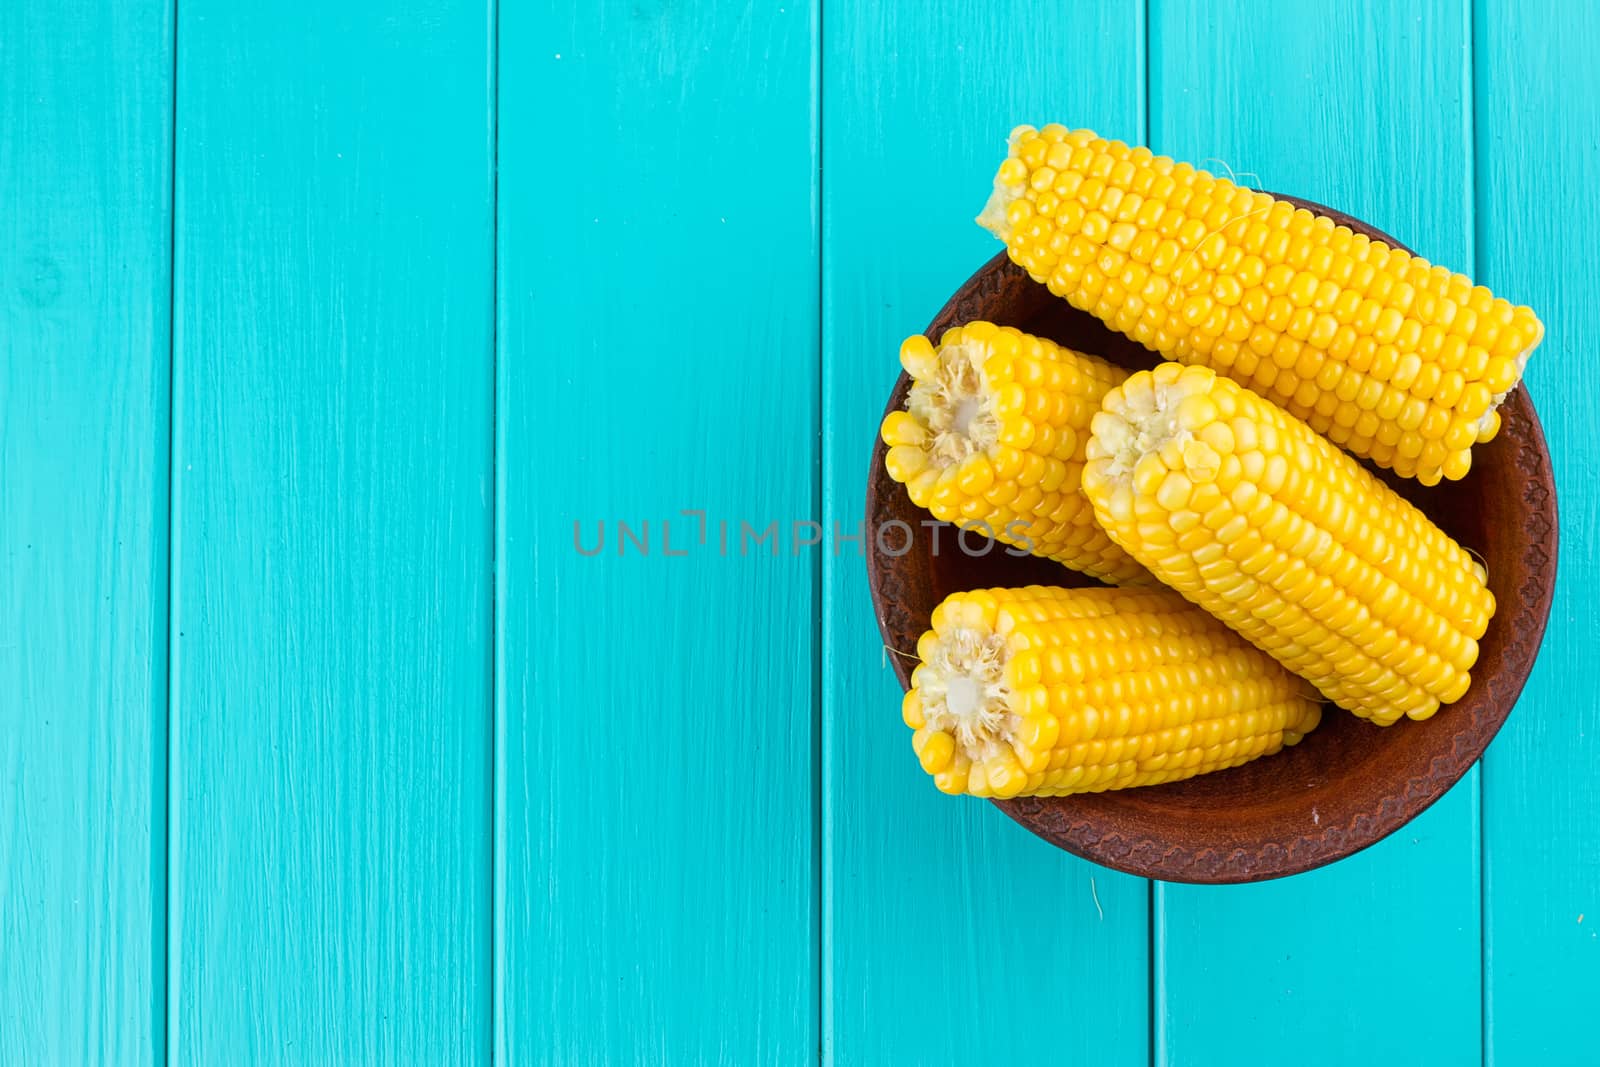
(1082, 363), (1495, 725)
(881, 321), (1148, 584)
(904, 585), (1321, 798)
(978, 125), (1543, 485)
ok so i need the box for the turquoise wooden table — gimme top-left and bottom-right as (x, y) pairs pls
(4, 0), (1596, 1063)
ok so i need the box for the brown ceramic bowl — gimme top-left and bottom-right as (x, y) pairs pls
(866, 197), (1558, 883)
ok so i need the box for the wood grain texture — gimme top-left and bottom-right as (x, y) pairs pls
(0, 2), (172, 1063)
(168, 2), (494, 1062)
(821, 3), (1149, 1062)
(495, 2), (819, 1062)
(1150, 2), (1481, 1062)
(1477, 2), (1599, 1060)
(10, 1), (1600, 1058)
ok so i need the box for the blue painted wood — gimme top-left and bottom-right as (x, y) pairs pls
(7, 1), (1600, 1059)
(168, 3), (494, 1061)
(1149, 4), (1482, 1063)
(821, 3), (1151, 1063)
(495, 2), (819, 1062)
(0, 2), (172, 1063)
(1477, 2), (1600, 1060)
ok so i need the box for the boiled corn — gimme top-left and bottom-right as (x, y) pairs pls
(1082, 363), (1495, 725)
(979, 125), (1543, 485)
(882, 321), (1147, 584)
(905, 584), (1322, 797)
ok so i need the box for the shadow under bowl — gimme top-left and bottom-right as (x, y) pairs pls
(865, 197), (1558, 883)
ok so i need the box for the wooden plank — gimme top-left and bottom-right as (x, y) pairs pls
(494, 2), (819, 1062)
(821, 3), (1150, 1063)
(1149, 3), (1482, 1063)
(167, 3), (494, 1061)
(1477, 2), (1600, 1059)
(0, 2), (172, 1062)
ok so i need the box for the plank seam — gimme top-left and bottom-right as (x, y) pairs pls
(814, 0), (829, 1062)
(162, 1), (180, 1062)
(1469, 1), (1490, 1063)
(1147, 883), (1158, 1067)
(488, 0), (516, 1059)
(490, 0), (504, 1061)
(1139, 0), (1152, 147)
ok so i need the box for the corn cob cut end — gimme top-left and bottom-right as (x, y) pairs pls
(907, 586), (1324, 799)
(881, 321), (1149, 584)
(1081, 362), (1233, 524)
(908, 610), (1020, 798)
(898, 332), (1002, 469)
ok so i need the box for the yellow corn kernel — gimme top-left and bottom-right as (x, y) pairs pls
(905, 585), (1322, 797)
(979, 128), (1544, 483)
(881, 322), (1149, 584)
(1083, 364), (1496, 725)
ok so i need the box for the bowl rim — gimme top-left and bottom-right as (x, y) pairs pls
(865, 196), (1559, 883)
